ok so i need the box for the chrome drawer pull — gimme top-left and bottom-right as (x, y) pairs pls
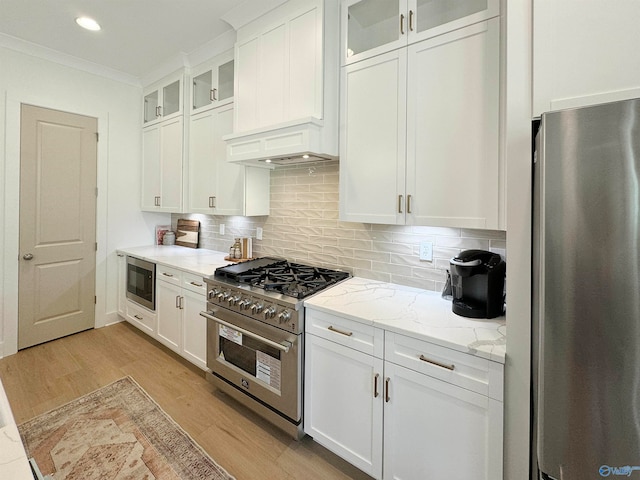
(190, 281), (203, 287)
(133, 315), (143, 320)
(419, 354), (455, 371)
(162, 272), (174, 277)
(328, 325), (353, 337)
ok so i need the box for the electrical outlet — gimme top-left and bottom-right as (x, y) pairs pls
(256, 227), (263, 240)
(419, 241), (433, 261)
(219, 224), (225, 235)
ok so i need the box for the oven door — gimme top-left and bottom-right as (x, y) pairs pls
(126, 256), (155, 311)
(201, 306), (301, 422)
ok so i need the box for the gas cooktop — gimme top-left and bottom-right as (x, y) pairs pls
(214, 257), (350, 300)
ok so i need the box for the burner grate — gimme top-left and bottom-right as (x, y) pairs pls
(215, 259), (349, 299)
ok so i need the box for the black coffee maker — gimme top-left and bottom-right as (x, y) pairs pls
(449, 249), (505, 319)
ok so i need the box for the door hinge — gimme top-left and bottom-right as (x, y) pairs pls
(95, 132), (99, 142)
(95, 187), (98, 197)
(95, 242), (98, 251)
(94, 296), (97, 304)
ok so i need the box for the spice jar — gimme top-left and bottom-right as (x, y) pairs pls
(163, 231), (175, 245)
(233, 238), (242, 259)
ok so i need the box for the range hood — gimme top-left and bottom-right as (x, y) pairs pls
(223, 117), (338, 168)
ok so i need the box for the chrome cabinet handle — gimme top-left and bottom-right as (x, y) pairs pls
(328, 325), (353, 337)
(409, 10), (414, 31)
(190, 281), (203, 287)
(419, 354), (455, 371)
(162, 272), (174, 277)
(209, 196), (216, 208)
(398, 195), (403, 214)
(134, 314), (143, 320)
(385, 377), (391, 403)
(407, 194), (412, 214)
(374, 373), (380, 398)
(176, 295), (180, 308)
(212, 88), (217, 101)
(154, 196), (161, 207)
(23, 253), (34, 260)
(179, 296), (184, 309)
(157, 105), (162, 117)
(400, 13), (405, 35)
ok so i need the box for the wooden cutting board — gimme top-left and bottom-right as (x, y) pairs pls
(175, 219), (199, 248)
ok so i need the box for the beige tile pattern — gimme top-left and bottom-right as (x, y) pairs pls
(173, 161), (506, 293)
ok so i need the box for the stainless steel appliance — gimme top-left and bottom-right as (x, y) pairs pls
(533, 98), (640, 479)
(200, 257), (349, 439)
(449, 249), (505, 319)
(126, 256), (155, 311)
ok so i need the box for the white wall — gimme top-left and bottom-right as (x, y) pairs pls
(0, 47), (169, 357)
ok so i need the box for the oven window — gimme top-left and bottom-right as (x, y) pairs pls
(219, 328), (282, 390)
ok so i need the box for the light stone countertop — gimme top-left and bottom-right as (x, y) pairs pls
(116, 245), (231, 278)
(0, 379), (34, 479)
(117, 247), (506, 364)
(304, 277), (506, 364)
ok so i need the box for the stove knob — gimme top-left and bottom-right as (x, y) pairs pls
(217, 291), (229, 302)
(264, 305), (277, 319)
(208, 288), (219, 300)
(278, 310), (291, 323)
(228, 295), (241, 306)
(250, 302), (264, 314)
(238, 298), (251, 310)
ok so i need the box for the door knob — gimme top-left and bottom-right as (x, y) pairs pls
(23, 253), (33, 260)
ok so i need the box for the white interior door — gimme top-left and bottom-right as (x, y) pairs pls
(18, 104), (98, 349)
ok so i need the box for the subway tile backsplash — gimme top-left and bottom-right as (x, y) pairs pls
(172, 160), (506, 293)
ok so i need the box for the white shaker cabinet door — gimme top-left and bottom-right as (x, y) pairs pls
(383, 361), (503, 480)
(156, 280), (182, 354)
(304, 333), (384, 479)
(406, 18), (500, 229)
(339, 49), (407, 225)
(181, 288), (207, 370)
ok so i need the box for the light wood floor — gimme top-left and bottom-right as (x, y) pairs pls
(0, 321), (373, 480)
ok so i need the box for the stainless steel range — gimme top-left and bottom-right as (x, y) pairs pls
(200, 257), (350, 439)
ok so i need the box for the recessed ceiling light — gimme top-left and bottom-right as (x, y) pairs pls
(264, 159), (272, 163)
(76, 16), (101, 31)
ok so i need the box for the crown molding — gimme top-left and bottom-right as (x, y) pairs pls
(221, 0), (288, 30)
(0, 33), (141, 87)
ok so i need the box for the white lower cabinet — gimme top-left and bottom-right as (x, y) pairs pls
(154, 265), (208, 370)
(305, 333), (384, 478)
(304, 309), (504, 480)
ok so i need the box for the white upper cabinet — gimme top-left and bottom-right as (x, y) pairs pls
(143, 70), (184, 126)
(187, 104), (270, 216)
(342, 0), (499, 65)
(234, 0), (324, 132)
(190, 50), (235, 114)
(340, 17), (502, 229)
(533, 0), (640, 117)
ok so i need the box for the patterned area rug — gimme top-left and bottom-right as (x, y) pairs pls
(18, 377), (235, 480)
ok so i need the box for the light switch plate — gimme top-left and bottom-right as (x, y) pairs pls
(256, 227), (263, 240)
(419, 241), (433, 261)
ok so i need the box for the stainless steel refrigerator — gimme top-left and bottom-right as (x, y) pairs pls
(533, 97), (640, 480)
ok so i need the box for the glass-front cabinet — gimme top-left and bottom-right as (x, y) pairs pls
(190, 49), (234, 114)
(142, 71), (184, 125)
(342, 0), (499, 65)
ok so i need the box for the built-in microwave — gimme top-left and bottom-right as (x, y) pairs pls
(126, 256), (155, 311)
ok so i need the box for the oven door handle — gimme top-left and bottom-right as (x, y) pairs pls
(199, 311), (292, 353)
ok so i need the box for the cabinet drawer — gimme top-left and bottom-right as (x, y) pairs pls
(182, 273), (207, 295)
(126, 300), (157, 335)
(305, 309), (383, 358)
(385, 332), (503, 400)
(156, 265), (182, 286)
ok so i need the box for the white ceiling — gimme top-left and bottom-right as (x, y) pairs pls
(0, 0), (244, 81)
